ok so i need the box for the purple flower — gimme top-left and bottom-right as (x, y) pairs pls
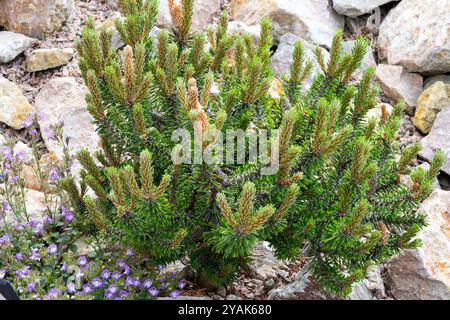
(82, 284), (93, 294)
(133, 278), (141, 287)
(30, 248), (41, 261)
(111, 271), (121, 281)
(125, 276), (134, 287)
(15, 252), (24, 261)
(43, 215), (52, 225)
(169, 290), (181, 299)
(0, 235), (10, 246)
(48, 244), (58, 255)
(9, 176), (19, 183)
(178, 279), (187, 289)
(101, 269), (111, 280)
(45, 128), (55, 141)
(27, 219), (37, 227)
(104, 290), (115, 299)
(116, 259), (126, 268)
(3, 201), (12, 213)
(119, 290), (129, 298)
(60, 262), (68, 272)
(47, 288), (61, 299)
(21, 116), (33, 128)
(15, 151), (26, 162)
(1, 146), (12, 161)
(15, 266), (29, 279)
(143, 279), (153, 289)
(15, 224), (24, 232)
(148, 287), (159, 297)
(77, 256), (88, 267)
(48, 167), (60, 183)
(91, 278), (104, 289)
(125, 248), (134, 256)
(61, 207), (75, 223)
(108, 284), (119, 295)
(26, 281), (37, 293)
(33, 221), (44, 235)
(67, 282), (77, 294)
(31, 129), (39, 136)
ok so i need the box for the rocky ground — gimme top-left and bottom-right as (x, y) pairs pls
(0, 0), (449, 300)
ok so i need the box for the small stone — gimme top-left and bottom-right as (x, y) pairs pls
(225, 294), (242, 300)
(0, 78), (34, 129)
(264, 278), (275, 290)
(333, 0), (399, 17)
(0, 31), (36, 64)
(375, 64), (423, 115)
(26, 48), (74, 72)
(419, 108), (450, 176)
(216, 287), (227, 298)
(249, 242), (284, 281)
(412, 81), (450, 134)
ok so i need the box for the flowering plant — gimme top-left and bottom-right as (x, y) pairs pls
(0, 115), (184, 300)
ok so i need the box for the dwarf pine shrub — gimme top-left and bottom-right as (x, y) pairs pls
(62, 0), (444, 296)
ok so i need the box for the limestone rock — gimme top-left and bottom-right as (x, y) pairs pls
(249, 242), (284, 280)
(0, 78), (34, 129)
(385, 189), (450, 300)
(0, 31), (36, 64)
(333, 0), (398, 17)
(271, 33), (329, 91)
(268, 267), (335, 300)
(378, 0), (450, 74)
(412, 81), (450, 134)
(0, 0), (75, 39)
(26, 48), (74, 72)
(419, 108), (450, 176)
(231, 0), (344, 48)
(375, 64), (423, 115)
(157, 0), (221, 32)
(424, 75), (450, 90)
(34, 77), (100, 174)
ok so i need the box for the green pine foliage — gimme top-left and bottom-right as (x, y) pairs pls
(64, 0), (444, 296)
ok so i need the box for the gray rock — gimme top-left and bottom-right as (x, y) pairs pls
(0, 0), (75, 38)
(419, 108), (450, 176)
(385, 189), (450, 300)
(34, 77), (100, 176)
(375, 64), (423, 115)
(0, 31), (36, 63)
(231, 0), (344, 48)
(268, 267), (335, 300)
(424, 74), (450, 90)
(378, 0), (450, 75)
(333, 0), (399, 17)
(249, 241), (284, 281)
(271, 33), (329, 91)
